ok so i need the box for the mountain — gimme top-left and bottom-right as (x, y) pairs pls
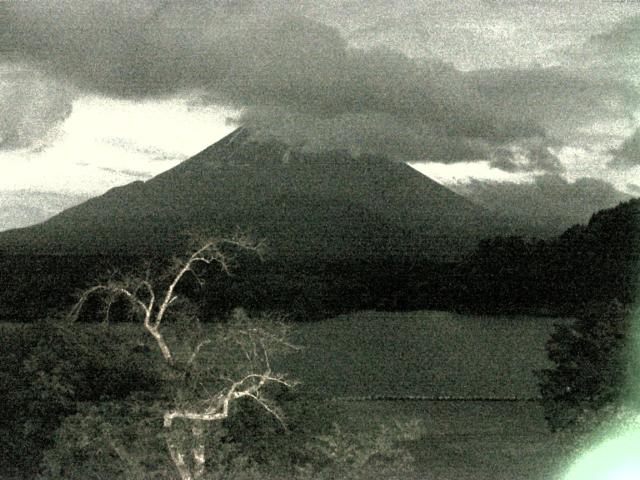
(450, 177), (633, 237)
(0, 128), (505, 261)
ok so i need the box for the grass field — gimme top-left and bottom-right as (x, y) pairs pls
(317, 399), (573, 479)
(274, 310), (575, 479)
(2, 310), (576, 479)
(277, 310), (572, 399)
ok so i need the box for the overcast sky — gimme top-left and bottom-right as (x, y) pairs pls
(1, 1), (639, 228)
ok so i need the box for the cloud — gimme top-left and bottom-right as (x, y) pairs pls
(0, 1), (637, 173)
(0, 0), (565, 170)
(241, 108), (506, 163)
(468, 67), (639, 143)
(628, 183), (640, 195)
(96, 166), (153, 179)
(0, 70), (74, 150)
(103, 137), (186, 162)
(609, 128), (640, 169)
(487, 136), (563, 173)
(584, 15), (640, 84)
(455, 174), (631, 232)
(0, 190), (88, 231)
(313, 0), (640, 69)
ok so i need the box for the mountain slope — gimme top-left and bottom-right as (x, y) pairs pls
(0, 128), (503, 260)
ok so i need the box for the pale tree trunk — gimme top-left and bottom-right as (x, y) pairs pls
(67, 236), (286, 480)
(167, 438), (194, 480)
(163, 424), (208, 480)
(192, 423), (206, 480)
(145, 322), (173, 363)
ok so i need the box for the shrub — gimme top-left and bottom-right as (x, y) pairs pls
(303, 419), (424, 480)
(38, 393), (423, 480)
(37, 390), (330, 479)
(0, 320), (163, 479)
(536, 301), (637, 431)
(37, 400), (171, 480)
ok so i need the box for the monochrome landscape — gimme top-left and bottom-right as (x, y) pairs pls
(1, 2), (640, 479)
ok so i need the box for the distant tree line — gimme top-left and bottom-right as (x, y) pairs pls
(1, 198), (638, 323)
(452, 198), (640, 316)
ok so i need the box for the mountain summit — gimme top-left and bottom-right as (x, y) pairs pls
(0, 128), (503, 260)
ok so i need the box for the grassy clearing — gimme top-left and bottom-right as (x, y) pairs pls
(275, 310), (575, 479)
(2, 310), (574, 479)
(3, 309), (572, 399)
(277, 310), (573, 399)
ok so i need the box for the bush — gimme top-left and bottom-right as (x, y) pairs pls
(536, 301), (637, 431)
(0, 320), (164, 479)
(37, 390), (330, 479)
(302, 419), (424, 480)
(37, 400), (171, 480)
(38, 393), (423, 480)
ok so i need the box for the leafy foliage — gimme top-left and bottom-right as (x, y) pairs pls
(33, 350), (421, 480)
(0, 321), (163, 479)
(304, 419), (424, 480)
(458, 198), (640, 315)
(37, 400), (171, 480)
(537, 302), (637, 431)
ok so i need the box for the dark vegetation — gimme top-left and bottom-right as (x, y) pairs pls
(532, 199), (640, 433)
(536, 300), (639, 431)
(0, 321), (164, 479)
(0, 198), (638, 477)
(2, 198), (638, 323)
(0, 319), (423, 479)
(457, 198), (640, 315)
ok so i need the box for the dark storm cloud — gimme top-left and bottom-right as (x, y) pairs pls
(456, 174), (631, 231)
(0, 70), (74, 150)
(609, 128), (640, 169)
(487, 136), (563, 173)
(0, 1), (635, 171)
(242, 108), (505, 164)
(469, 67), (639, 142)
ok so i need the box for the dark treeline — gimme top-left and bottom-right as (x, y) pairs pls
(454, 198), (640, 315)
(1, 198), (638, 323)
(0, 251), (450, 322)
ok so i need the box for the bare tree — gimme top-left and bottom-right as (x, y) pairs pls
(68, 233), (299, 480)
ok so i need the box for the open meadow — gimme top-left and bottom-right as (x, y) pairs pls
(1, 309), (578, 479)
(279, 310), (572, 399)
(324, 399), (571, 480)
(275, 310), (576, 479)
